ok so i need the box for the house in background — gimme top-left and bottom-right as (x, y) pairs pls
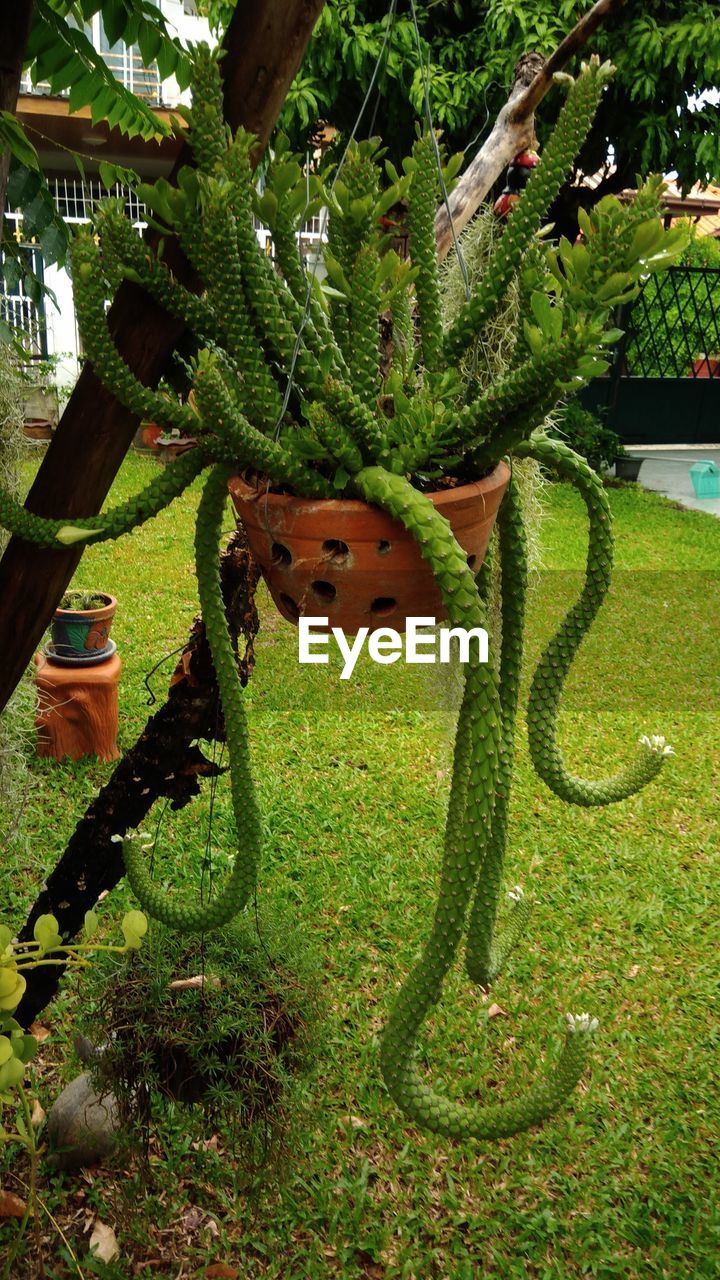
(1, 0), (211, 398)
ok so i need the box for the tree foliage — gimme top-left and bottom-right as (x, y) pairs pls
(206, 0), (720, 194)
(1, 0), (190, 333)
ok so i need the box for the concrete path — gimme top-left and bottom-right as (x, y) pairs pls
(623, 444), (720, 517)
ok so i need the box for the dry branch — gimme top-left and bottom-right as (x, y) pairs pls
(15, 536), (259, 1028)
(435, 0), (625, 261)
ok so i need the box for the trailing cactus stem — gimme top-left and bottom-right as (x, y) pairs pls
(466, 474), (529, 987)
(123, 465), (261, 931)
(354, 466), (595, 1140)
(349, 244), (382, 409)
(0, 447), (206, 548)
(70, 234), (196, 436)
(517, 434), (672, 804)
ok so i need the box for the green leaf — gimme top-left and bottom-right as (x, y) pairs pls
(0, 114), (39, 171)
(33, 914), (62, 953)
(102, 0), (127, 47)
(83, 910), (99, 940)
(121, 910), (148, 950)
(6, 164), (41, 209)
(138, 20), (163, 68)
(99, 161), (119, 192)
(39, 223), (69, 267)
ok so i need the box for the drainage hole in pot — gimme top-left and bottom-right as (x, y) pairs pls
(467, 554), (477, 570)
(371, 596), (397, 617)
(311, 580), (337, 603)
(377, 540), (392, 555)
(322, 538), (350, 563)
(279, 592), (300, 620)
(271, 542), (292, 567)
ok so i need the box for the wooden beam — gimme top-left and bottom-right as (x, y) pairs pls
(0, 0), (326, 716)
(435, 0), (625, 261)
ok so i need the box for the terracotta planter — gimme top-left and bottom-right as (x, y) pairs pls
(133, 422), (164, 451)
(229, 462), (510, 633)
(50, 593), (117, 661)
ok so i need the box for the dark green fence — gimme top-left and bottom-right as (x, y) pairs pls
(581, 265), (720, 444)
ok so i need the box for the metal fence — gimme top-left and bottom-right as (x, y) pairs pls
(619, 266), (720, 380)
(582, 265), (720, 443)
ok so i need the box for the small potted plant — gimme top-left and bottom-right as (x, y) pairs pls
(50, 591), (116, 661)
(614, 443), (643, 482)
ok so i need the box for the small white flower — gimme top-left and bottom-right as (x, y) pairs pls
(565, 1011), (599, 1035)
(639, 734), (674, 757)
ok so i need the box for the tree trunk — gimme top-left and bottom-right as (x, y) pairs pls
(0, 0), (326, 718)
(0, 0), (34, 226)
(15, 535), (259, 1028)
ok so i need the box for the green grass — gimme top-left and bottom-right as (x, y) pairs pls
(1, 454), (719, 1278)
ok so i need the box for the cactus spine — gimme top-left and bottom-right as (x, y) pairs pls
(0, 46), (684, 1144)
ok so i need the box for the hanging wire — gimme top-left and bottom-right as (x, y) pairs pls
(143, 640), (192, 705)
(268, 0), (400, 445)
(407, 0), (471, 302)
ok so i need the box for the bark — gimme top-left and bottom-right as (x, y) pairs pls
(15, 535), (260, 1028)
(435, 0), (626, 262)
(0, 0), (34, 226)
(0, 0), (326, 718)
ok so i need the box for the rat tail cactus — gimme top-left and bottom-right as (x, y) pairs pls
(0, 45), (686, 1142)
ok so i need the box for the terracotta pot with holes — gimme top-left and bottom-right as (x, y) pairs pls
(228, 462), (510, 634)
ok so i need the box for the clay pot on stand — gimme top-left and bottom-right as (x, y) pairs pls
(229, 462), (510, 633)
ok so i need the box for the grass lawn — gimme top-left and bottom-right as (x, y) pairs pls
(1, 452), (718, 1278)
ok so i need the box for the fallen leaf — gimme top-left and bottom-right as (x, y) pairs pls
(182, 1206), (204, 1232)
(88, 1219), (120, 1263)
(340, 1114), (366, 1130)
(204, 1218), (220, 1238)
(31, 1098), (45, 1127)
(626, 965), (641, 979)
(168, 974), (222, 991)
(0, 1190), (27, 1218)
(29, 1022), (50, 1043)
(487, 1003), (508, 1019)
(205, 1266), (239, 1279)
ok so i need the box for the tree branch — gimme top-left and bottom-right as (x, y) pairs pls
(435, 0), (625, 261)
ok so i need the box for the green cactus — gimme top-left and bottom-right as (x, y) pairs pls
(123, 465), (261, 931)
(517, 434), (672, 804)
(0, 52), (685, 1145)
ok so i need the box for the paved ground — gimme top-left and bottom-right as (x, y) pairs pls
(623, 444), (720, 517)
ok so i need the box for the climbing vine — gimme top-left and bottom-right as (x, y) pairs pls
(0, 45), (686, 1142)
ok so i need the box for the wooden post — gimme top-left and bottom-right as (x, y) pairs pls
(0, 0), (326, 716)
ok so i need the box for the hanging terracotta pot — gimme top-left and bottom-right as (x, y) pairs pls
(228, 462), (510, 633)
